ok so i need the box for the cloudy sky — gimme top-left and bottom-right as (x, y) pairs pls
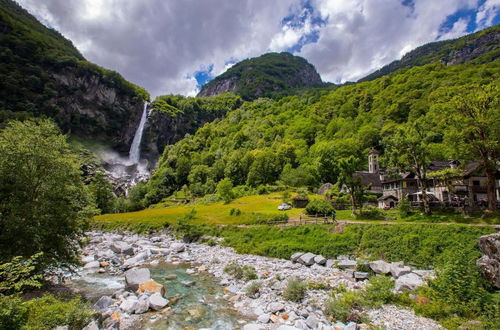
(18, 0), (499, 97)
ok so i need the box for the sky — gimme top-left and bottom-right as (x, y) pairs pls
(18, 0), (499, 97)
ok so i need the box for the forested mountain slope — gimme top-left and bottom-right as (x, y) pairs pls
(360, 24), (499, 82)
(0, 0), (149, 150)
(141, 60), (499, 204)
(197, 52), (324, 100)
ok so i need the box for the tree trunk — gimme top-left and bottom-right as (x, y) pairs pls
(350, 191), (357, 217)
(484, 164), (497, 211)
(417, 175), (430, 215)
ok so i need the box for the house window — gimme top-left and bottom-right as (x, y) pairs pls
(473, 180), (480, 186)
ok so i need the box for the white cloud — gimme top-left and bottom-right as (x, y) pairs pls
(476, 0), (500, 30)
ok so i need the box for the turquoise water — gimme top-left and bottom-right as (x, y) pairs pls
(71, 262), (245, 329)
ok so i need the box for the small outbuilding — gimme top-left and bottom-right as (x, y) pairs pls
(378, 195), (398, 209)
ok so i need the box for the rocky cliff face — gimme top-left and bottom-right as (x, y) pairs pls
(49, 67), (144, 152)
(197, 52), (323, 100)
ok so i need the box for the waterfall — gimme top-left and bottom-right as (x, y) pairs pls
(129, 102), (148, 164)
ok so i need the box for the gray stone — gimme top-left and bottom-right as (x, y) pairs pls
(171, 242), (185, 253)
(314, 255), (327, 265)
(291, 252), (304, 262)
(395, 273), (425, 292)
(102, 317), (120, 330)
(298, 252), (316, 266)
(244, 324), (265, 330)
(354, 271), (370, 280)
(165, 274), (177, 280)
(123, 251), (150, 268)
(125, 268), (151, 291)
(268, 302), (285, 313)
(134, 298), (149, 314)
(82, 255), (96, 264)
(110, 242), (134, 256)
(257, 313), (270, 323)
(93, 296), (114, 311)
(334, 322), (347, 329)
(294, 319), (308, 330)
(390, 264), (411, 278)
(120, 298), (138, 314)
(305, 315), (319, 329)
(345, 322), (357, 330)
(277, 326), (301, 330)
(54, 326), (69, 330)
(477, 232), (500, 289)
(337, 259), (357, 269)
(149, 293), (168, 310)
(325, 259), (335, 268)
(368, 260), (392, 274)
(82, 320), (99, 330)
(83, 261), (100, 269)
(182, 280), (196, 287)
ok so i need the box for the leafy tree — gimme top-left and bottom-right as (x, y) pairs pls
(0, 120), (94, 266)
(444, 84), (499, 210)
(88, 171), (116, 214)
(384, 119), (436, 214)
(216, 178), (234, 204)
(337, 156), (368, 216)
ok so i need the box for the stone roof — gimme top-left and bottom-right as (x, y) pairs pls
(353, 171), (381, 187)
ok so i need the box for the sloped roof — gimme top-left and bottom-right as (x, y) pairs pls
(353, 171), (381, 187)
(378, 195), (399, 201)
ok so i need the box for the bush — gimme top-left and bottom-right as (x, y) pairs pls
(305, 199), (335, 216)
(229, 208), (242, 216)
(174, 209), (202, 242)
(283, 278), (307, 302)
(23, 294), (94, 329)
(325, 290), (369, 323)
(364, 275), (396, 308)
(397, 195), (412, 218)
(245, 281), (262, 297)
(0, 253), (43, 295)
(359, 206), (385, 220)
(224, 262), (258, 281)
(0, 296), (27, 330)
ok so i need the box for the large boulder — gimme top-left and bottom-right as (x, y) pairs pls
(137, 280), (166, 296)
(123, 251), (150, 268)
(110, 242), (134, 256)
(148, 293), (169, 310)
(314, 255), (327, 265)
(337, 259), (357, 269)
(395, 273), (425, 292)
(119, 298), (138, 314)
(125, 268), (151, 291)
(171, 242), (185, 253)
(477, 232), (500, 289)
(83, 261), (100, 269)
(93, 296), (114, 311)
(267, 302), (285, 313)
(368, 260), (391, 274)
(390, 263), (412, 278)
(298, 253), (316, 266)
(290, 252), (304, 262)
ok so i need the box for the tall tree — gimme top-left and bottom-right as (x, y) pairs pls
(0, 120), (94, 266)
(445, 83), (499, 210)
(384, 119), (436, 214)
(337, 156), (367, 216)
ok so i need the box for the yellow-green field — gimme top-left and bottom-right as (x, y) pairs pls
(94, 193), (307, 229)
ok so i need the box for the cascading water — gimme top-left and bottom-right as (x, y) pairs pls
(129, 102), (148, 164)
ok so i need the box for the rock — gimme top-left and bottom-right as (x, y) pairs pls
(395, 273), (425, 292)
(134, 297), (149, 314)
(93, 296), (114, 311)
(345, 322), (357, 330)
(270, 314), (279, 323)
(149, 293), (169, 310)
(325, 259), (336, 268)
(102, 317), (120, 330)
(298, 253), (316, 266)
(288, 311), (299, 321)
(314, 255), (327, 265)
(82, 255), (96, 264)
(171, 242), (185, 253)
(368, 260), (391, 274)
(83, 261), (100, 269)
(182, 280), (196, 287)
(338, 259), (357, 269)
(82, 320), (99, 330)
(277, 326), (301, 330)
(258, 314), (271, 323)
(54, 326), (69, 330)
(333, 322), (346, 329)
(305, 315), (319, 329)
(390, 264), (411, 278)
(244, 324), (265, 330)
(354, 272), (370, 280)
(291, 252), (304, 262)
(99, 261), (109, 267)
(111, 242), (134, 256)
(477, 232), (500, 289)
(123, 251), (150, 268)
(120, 298), (138, 314)
(294, 319), (309, 330)
(186, 268), (196, 274)
(136, 280), (166, 296)
(268, 302), (285, 313)
(125, 268), (151, 291)
(165, 274), (177, 280)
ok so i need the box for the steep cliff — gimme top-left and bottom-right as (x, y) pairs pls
(0, 0), (149, 151)
(360, 24), (499, 82)
(198, 52), (324, 100)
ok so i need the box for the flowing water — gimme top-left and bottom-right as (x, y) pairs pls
(70, 262), (244, 329)
(129, 102), (148, 164)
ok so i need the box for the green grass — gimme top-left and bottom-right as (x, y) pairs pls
(94, 193), (305, 230)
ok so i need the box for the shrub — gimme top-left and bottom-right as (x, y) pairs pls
(364, 275), (396, 308)
(224, 262), (258, 281)
(174, 209), (203, 242)
(229, 208), (242, 216)
(0, 253), (43, 295)
(0, 296), (27, 330)
(397, 195), (412, 218)
(305, 199), (335, 216)
(283, 278), (308, 302)
(245, 281), (262, 297)
(217, 178), (234, 204)
(23, 294), (94, 330)
(359, 206), (385, 220)
(324, 290), (369, 323)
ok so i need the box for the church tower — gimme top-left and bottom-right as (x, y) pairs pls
(368, 148), (379, 173)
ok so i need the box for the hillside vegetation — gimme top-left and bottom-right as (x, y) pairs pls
(138, 61), (499, 205)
